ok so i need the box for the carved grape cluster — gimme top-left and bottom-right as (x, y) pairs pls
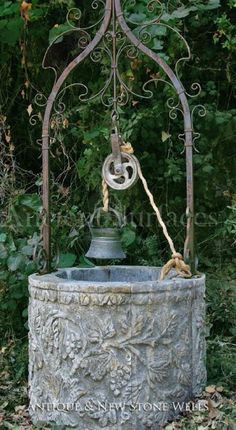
(110, 364), (131, 397)
(63, 331), (82, 360)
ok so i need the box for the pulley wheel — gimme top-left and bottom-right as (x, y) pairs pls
(102, 152), (139, 190)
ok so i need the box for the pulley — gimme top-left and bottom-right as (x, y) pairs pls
(104, 120), (139, 190)
(102, 152), (139, 190)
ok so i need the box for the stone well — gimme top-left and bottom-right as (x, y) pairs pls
(28, 266), (206, 429)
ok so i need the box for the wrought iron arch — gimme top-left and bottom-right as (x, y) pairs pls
(38, 0), (202, 273)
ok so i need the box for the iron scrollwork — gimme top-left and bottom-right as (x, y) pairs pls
(33, 0), (205, 273)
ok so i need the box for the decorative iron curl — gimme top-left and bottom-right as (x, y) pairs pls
(33, 241), (60, 273)
(147, 0), (163, 16)
(191, 104), (207, 122)
(123, 9), (192, 86)
(191, 105), (206, 153)
(34, 92), (47, 107)
(30, 113), (42, 126)
(77, 31), (92, 50)
(115, 43), (153, 102)
(29, 93), (47, 126)
(186, 82), (202, 99)
(117, 85), (130, 106)
(54, 97), (66, 116)
(136, 21), (191, 81)
(124, 0), (164, 26)
(192, 132), (201, 153)
(167, 97), (184, 120)
(177, 104), (206, 154)
(33, 244), (48, 273)
(116, 68), (153, 101)
(101, 91), (117, 108)
(102, 29), (127, 59)
(66, 7), (82, 28)
(92, 0), (106, 11)
(66, 1), (106, 30)
(179, 132), (200, 155)
(139, 28), (153, 45)
(178, 132), (186, 153)
(42, 2), (105, 84)
(123, 44), (139, 60)
(179, 130), (202, 154)
(41, 28), (91, 85)
(55, 67), (114, 108)
(39, 1), (197, 118)
(50, 39), (114, 109)
(90, 44), (112, 63)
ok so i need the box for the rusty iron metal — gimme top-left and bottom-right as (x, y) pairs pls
(41, 0), (112, 271)
(40, 0), (201, 273)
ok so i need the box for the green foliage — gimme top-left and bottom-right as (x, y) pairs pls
(58, 252), (77, 267)
(206, 273), (236, 337)
(224, 204), (236, 240)
(214, 12), (236, 51)
(122, 224), (137, 248)
(0, 193), (40, 336)
(0, 2), (22, 46)
(207, 337), (236, 389)
(48, 23), (72, 44)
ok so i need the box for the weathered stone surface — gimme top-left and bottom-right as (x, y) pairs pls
(28, 266), (206, 429)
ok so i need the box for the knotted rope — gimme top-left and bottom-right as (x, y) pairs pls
(122, 143), (192, 280)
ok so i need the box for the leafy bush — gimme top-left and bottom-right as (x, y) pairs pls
(0, 193), (40, 337)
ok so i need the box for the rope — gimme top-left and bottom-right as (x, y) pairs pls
(160, 252), (191, 280)
(120, 142), (134, 154)
(122, 143), (192, 280)
(102, 178), (109, 212)
(137, 165), (176, 255)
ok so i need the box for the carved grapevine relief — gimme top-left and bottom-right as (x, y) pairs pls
(29, 280), (206, 429)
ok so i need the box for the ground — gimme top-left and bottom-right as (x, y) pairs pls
(0, 352), (235, 430)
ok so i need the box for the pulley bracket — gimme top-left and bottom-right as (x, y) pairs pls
(111, 129), (123, 175)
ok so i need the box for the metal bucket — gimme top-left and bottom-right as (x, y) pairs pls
(86, 227), (126, 259)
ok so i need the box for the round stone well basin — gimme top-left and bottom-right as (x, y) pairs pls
(28, 266), (206, 429)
